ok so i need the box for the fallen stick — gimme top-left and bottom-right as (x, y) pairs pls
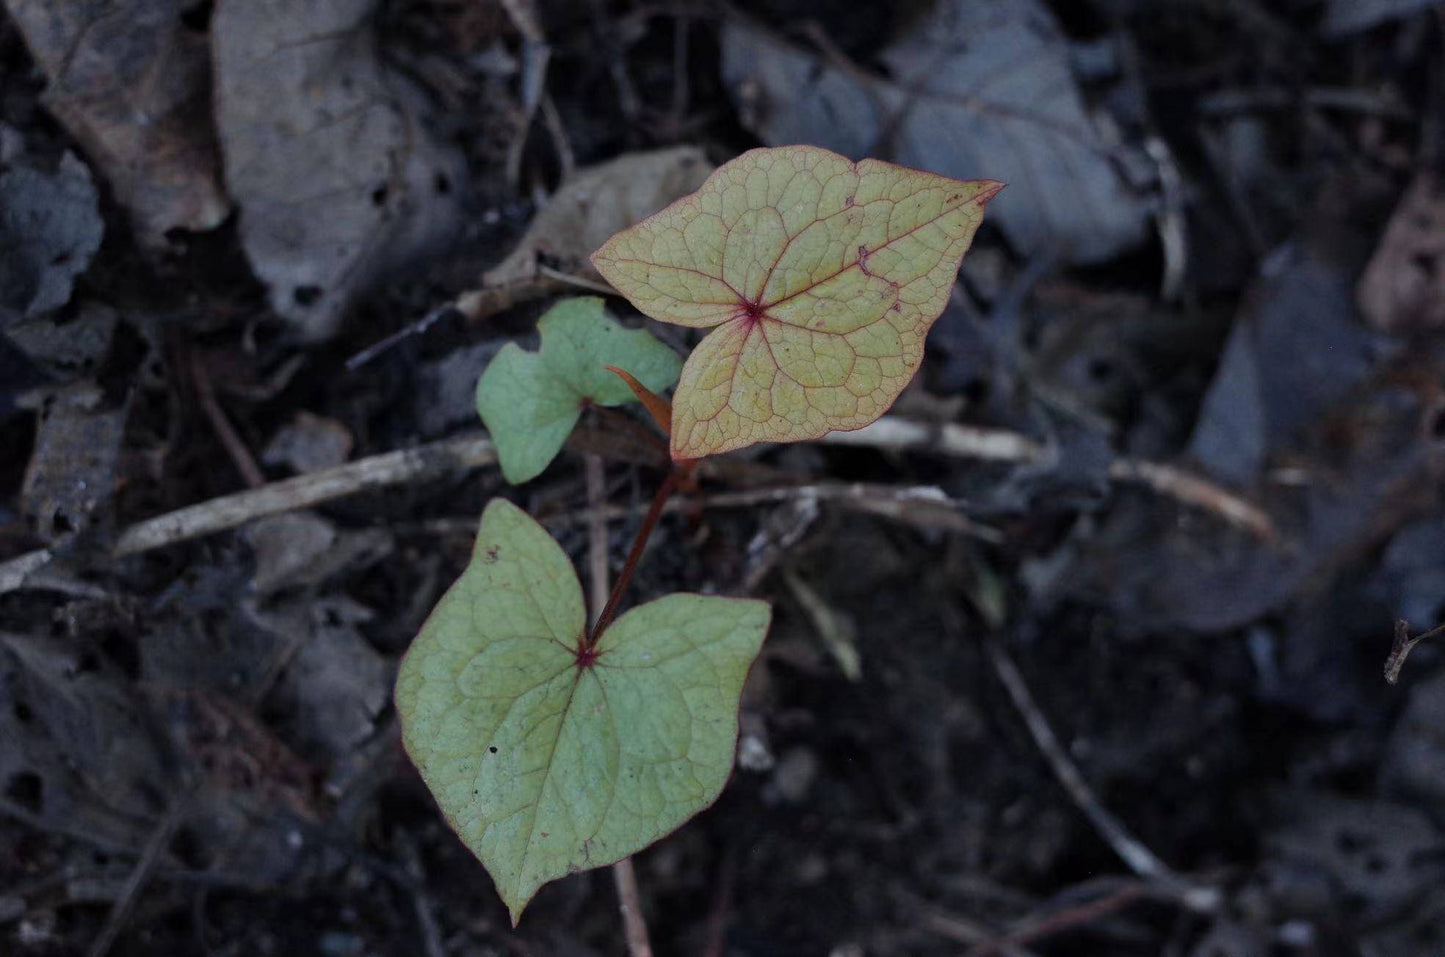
(821, 418), (1276, 541)
(0, 434), (497, 593)
(985, 639), (1220, 914)
(0, 415), (1273, 594)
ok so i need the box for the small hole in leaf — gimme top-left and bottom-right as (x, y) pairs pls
(5, 772), (43, 813)
(371, 185), (389, 207)
(293, 286), (322, 307)
(489, 746), (498, 754)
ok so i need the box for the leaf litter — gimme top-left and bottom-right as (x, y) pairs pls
(3, 0), (1445, 952)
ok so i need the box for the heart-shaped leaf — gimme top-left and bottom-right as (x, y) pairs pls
(395, 498), (769, 923)
(591, 146), (1001, 459)
(475, 297), (682, 483)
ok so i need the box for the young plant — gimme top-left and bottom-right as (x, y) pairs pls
(396, 145), (1000, 923)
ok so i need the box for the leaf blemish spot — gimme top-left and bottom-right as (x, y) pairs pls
(489, 746), (498, 753)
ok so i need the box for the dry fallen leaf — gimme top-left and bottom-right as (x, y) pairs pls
(0, 154), (104, 320)
(212, 0), (467, 338)
(722, 0), (1153, 265)
(3, 0), (230, 242)
(1358, 173), (1445, 334)
(485, 147), (713, 287)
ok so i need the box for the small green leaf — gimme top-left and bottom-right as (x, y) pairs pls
(475, 297), (682, 483)
(395, 498), (770, 923)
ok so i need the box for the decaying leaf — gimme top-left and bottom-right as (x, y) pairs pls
(722, 0), (1152, 264)
(1358, 173), (1445, 334)
(592, 145), (999, 459)
(475, 297), (681, 483)
(212, 0), (467, 338)
(1, 631), (170, 852)
(20, 381), (128, 543)
(0, 155), (104, 321)
(2, 0), (230, 241)
(396, 498), (769, 922)
(486, 147), (713, 287)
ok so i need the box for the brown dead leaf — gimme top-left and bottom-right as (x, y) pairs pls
(20, 381), (128, 543)
(485, 146), (712, 286)
(212, 0), (467, 339)
(1359, 173), (1445, 334)
(2, 0), (230, 242)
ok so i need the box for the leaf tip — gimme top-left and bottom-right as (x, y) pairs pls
(976, 180), (1006, 205)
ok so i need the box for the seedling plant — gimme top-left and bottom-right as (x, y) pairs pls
(395, 145), (1000, 922)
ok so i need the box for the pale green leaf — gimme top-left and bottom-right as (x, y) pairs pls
(395, 498), (769, 923)
(474, 297), (682, 483)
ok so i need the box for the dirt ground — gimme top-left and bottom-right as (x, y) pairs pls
(5, 1), (1445, 954)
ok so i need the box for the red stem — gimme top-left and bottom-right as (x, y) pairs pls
(588, 470), (679, 644)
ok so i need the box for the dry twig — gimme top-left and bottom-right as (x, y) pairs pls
(86, 797), (188, 957)
(0, 434), (497, 593)
(585, 456), (655, 957)
(822, 418), (1276, 541)
(1385, 618), (1445, 684)
(985, 640), (1220, 914)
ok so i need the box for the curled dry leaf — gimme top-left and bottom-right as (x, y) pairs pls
(485, 146), (713, 287)
(2, 0), (230, 241)
(212, 0), (467, 338)
(592, 145), (999, 459)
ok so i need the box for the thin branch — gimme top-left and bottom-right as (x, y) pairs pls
(1, 414), (1269, 595)
(584, 456), (654, 957)
(86, 797), (187, 957)
(190, 353), (264, 489)
(1385, 618), (1445, 684)
(821, 418), (1275, 541)
(0, 435), (496, 594)
(985, 639), (1221, 914)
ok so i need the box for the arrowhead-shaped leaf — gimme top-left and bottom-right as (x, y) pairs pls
(395, 498), (770, 923)
(475, 297), (682, 483)
(591, 146), (1001, 459)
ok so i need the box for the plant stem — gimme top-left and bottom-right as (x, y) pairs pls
(588, 469), (679, 644)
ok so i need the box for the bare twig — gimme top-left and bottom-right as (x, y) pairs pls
(611, 857), (653, 957)
(86, 797), (188, 957)
(0, 413), (1267, 595)
(966, 881), (1157, 956)
(0, 435), (496, 594)
(411, 482), (998, 544)
(398, 834), (447, 957)
(1385, 619), (1445, 684)
(584, 456), (654, 957)
(821, 418), (1276, 541)
(921, 908), (1036, 956)
(985, 640), (1220, 914)
(585, 455), (611, 622)
(190, 353), (264, 489)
